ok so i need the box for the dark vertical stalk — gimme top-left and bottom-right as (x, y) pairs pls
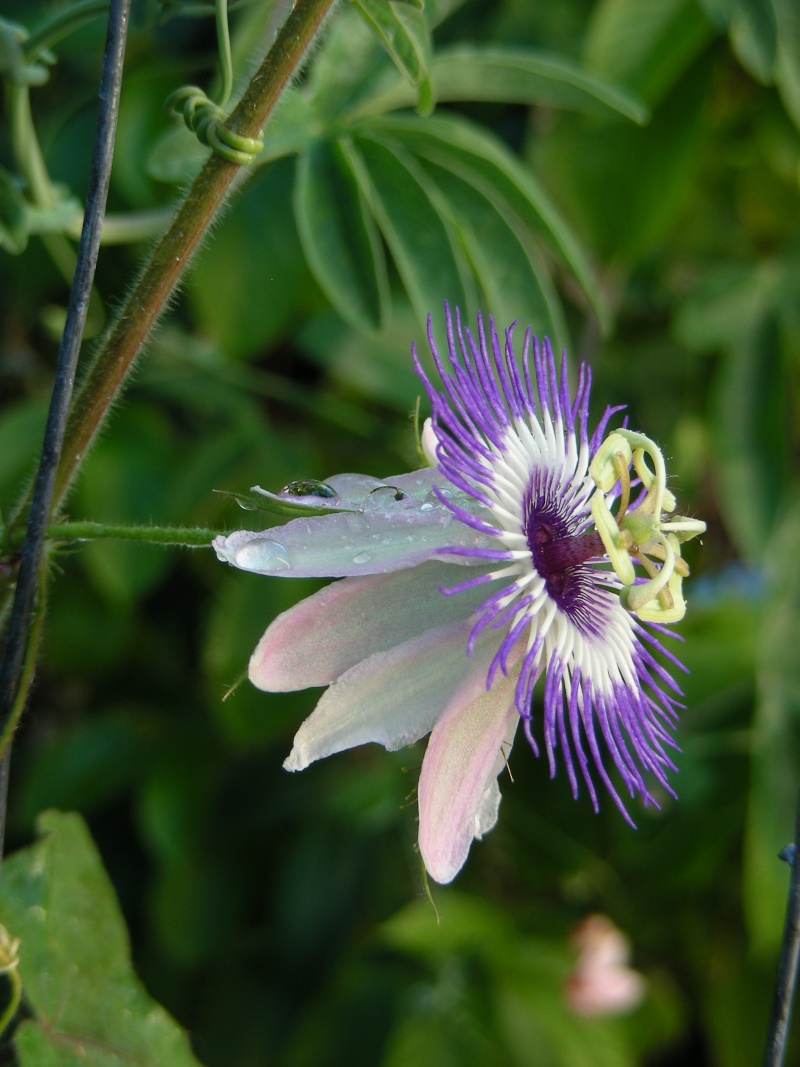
(0, 0), (131, 863)
(763, 791), (800, 1067)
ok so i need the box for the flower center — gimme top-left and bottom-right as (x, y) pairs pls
(524, 498), (607, 607)
(531, 526), (606, 578)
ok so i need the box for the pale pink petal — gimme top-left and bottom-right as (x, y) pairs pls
(565, 915), (646, 1016)
(418, 663), (521, 884)
(566, 967), (646, 1016)
(282, 622), (500, 772)
(249, 560), (492, 691)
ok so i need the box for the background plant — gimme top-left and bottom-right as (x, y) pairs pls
(0, 0), (798, 1064)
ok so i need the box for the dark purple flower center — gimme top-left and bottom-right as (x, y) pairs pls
(524, 488), (606, 607)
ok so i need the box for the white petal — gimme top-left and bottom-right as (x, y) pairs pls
(213, 502), (493, 579)
(249, 468), (447, 514)
(283, 621), (500, 772)
(249, 560), (492, 691)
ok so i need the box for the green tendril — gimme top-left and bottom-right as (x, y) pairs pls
(165, 0), (263, 165)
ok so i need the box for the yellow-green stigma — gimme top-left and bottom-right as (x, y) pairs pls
(589, 431), (705, 623)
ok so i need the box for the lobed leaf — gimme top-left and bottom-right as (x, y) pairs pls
(364, 113), (609, 330)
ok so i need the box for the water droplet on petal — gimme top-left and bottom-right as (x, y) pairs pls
(236, 538), (292, 572)
(353, 550), (373, 564)
(281, 479), (336, 498)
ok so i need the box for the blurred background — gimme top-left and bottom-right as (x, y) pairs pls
(1, 0), (799, 1064)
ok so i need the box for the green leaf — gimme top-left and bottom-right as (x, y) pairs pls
(729, 0), (778, 83)
(710, 311), (789, 563)
(365, 113), (609, 330)
(0, 395), (48, 514)
(13, 713), (153, 826)
(743, 499), (800, 955)
(584, 0), (714, 107)
(297, 303), (428, 411)
(417, 155), (566, 345)
(349, 0), (434, 114)
(306, 6), (391, 120)
(72, 405), (180, 606)
(344, 134), (475, 333)
(257, 88), (319, 164)
(0, 164), (28, 253)
(294, 138), (389, 332)
(534, 56), (710, 263)
(695, 0), (735, 27)
(0, 811), (204, 1066)
(187, 157), (323, 359)
(775, 0), (800, 129)
(145, 123), (211, 186)
(348, 45), (649, 124)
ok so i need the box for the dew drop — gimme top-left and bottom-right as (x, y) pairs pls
(281, 479), (336, 498)
(353, 550), (373, 564)
(236, 538), (292, 572)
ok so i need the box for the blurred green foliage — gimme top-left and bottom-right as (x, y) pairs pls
(0, 0), (799, 1064)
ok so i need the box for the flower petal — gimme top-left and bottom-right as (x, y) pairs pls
(282, 621), (501, 772)
(418, 662), (520, 884)
(213, 501), (493, 579)
(250, 560), (493, 691)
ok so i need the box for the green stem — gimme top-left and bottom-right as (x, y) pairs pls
(216, 0), (234, 107)
(60, 208), (174, 244)
(7, 83), (54, 207)
(47, 0), (335, 516)
(44, 521), (221, 546)
(23, 0), (110, 60)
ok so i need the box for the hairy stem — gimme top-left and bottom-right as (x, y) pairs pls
(43, 522), (222, 546)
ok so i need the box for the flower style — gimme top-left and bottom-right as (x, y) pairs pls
(213, 306), (705, 884)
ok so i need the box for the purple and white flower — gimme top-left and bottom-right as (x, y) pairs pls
(214, 307), (704, 884)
